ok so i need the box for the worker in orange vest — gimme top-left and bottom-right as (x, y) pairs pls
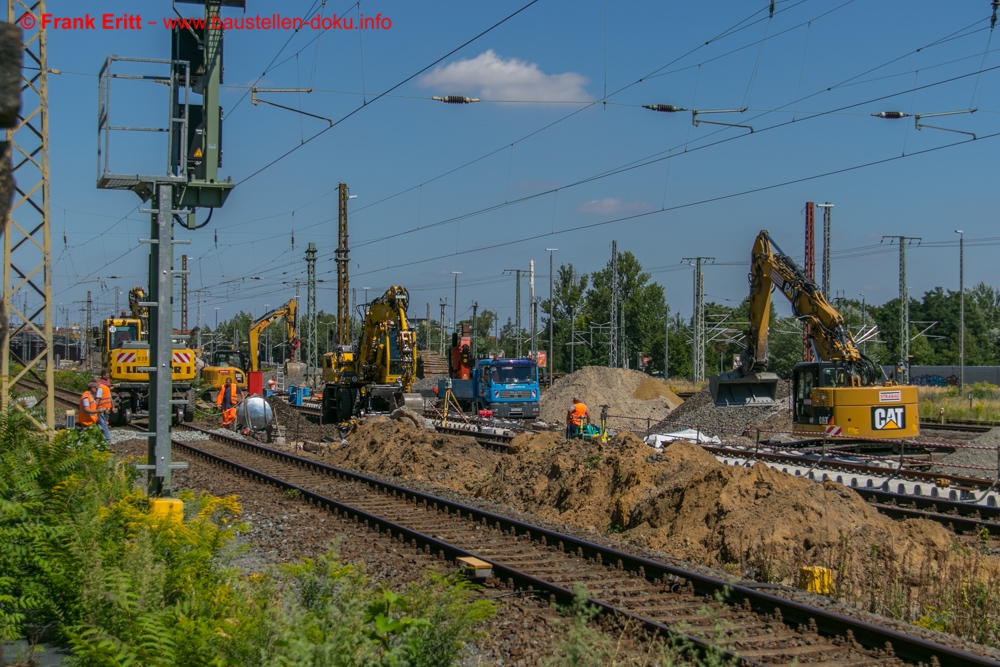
(566, 397), (589, 439)
(93, 374), (112, 444)
(216, 377), (243, 429)
(77, 382), (100, 431)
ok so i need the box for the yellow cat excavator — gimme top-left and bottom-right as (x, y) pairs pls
(710, 230), (918, 441)
(321, 286), (422, 421)
(248, 299), (304, 375)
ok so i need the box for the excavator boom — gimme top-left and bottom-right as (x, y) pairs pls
(712, 230), (875, 407)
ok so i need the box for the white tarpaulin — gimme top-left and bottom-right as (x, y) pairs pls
(644, 429), (721, 448)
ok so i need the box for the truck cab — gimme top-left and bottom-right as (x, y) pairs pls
(439, 357), (540, 419)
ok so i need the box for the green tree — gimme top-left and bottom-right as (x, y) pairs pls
(542, 264), (588, 372)
(582, 251), (665, 370)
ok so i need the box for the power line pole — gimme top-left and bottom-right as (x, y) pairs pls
(502, 269), (524, 356)
(955, 229), (965, 396)
(882, 235), (921, 383)
(86, 291), (92, 370)
(803, 202), (816, 362)
(471, 301), (478, 359)
(2, 1), (55, 432)
(180, 255), (188, 333)
(439, 300), (447, 357)
(818, 202), (834, 297)
(545, 248), (557, 384)
(305, 242), (317, 387)
(682, 257), (714, 383)
(425, 302), (431, 351)
(608, 241), (618, 368)
(336, 183), (350, 347)
(529, 260), (536, 356)
(664, 306), (669, 380)
(196, 290), (202, 349)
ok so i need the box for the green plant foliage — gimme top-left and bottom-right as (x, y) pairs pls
(0, 408), (495, 666)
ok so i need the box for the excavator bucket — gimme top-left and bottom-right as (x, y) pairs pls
(709, 371), (780, 407)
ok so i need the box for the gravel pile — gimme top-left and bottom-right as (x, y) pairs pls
(651, 381), (792, 439)
(932, 427), (1000, 480)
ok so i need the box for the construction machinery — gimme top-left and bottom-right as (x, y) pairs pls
(435, 324), (540, 419)
(249, 299), (304, 376)
(101, 286), (197, 425)
(321, 286), (423, 421)
(710, 230), (918, 441)
(199, 347), (249, 393)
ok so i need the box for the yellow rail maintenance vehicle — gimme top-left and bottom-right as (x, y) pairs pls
(101, 287), (197, 425)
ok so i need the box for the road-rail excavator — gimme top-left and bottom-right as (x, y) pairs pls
(199, 299), (303, 393)
(101, 286), (197, 425)
(321, 286), (423, 421)
(710, 230), (918, 441)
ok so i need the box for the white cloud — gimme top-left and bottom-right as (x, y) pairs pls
(419, 50), (590, 103)
(577, 198), (652, 216)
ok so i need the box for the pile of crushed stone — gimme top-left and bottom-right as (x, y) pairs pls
(321, 418), (953, 578)
(932, 427), (1000, 480)
(654, 380), (793, 439)
(540, 366), (682, 429)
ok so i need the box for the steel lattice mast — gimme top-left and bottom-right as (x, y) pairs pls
(3, 0), (55, 433)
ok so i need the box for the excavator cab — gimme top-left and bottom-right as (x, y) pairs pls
(710, 370), (780, 407)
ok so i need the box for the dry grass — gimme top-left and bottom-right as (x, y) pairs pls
(667, 379), (707, 395)
(919, 383), (1000, 423)
(726, 531), (1000, 647)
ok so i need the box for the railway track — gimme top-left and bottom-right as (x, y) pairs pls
(163, 423), (995, 666)
(13, 377), (81, 409)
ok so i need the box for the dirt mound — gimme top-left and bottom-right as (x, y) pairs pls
(327, 416), (500, 489)
(540, 366), (682, 427)
(477, 431), (951, 569)
(655, 380), (792, 438)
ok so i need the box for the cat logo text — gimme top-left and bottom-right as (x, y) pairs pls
(871, 406), (905, 430)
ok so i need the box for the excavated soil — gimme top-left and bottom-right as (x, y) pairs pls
(540, 366), (682, 429)
(322, 418), (954, 580)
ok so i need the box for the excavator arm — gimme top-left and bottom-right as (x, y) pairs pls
(712, 230), (876, 406)
(355, 286), (416, 389)
(248, 299), (298, 373)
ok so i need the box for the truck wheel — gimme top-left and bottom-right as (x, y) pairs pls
(184, 406), (194, 423)
(120, 407), (131, 426)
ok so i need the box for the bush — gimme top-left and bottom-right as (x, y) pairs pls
(0, 408), (495, 666)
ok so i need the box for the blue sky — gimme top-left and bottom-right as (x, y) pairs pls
(24, 0), (1000, 332)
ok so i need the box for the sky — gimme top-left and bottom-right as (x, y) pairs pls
(15, 0), (1000, 334)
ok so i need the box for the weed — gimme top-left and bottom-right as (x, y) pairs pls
(285, 488), (302, 500)
(584, 451), (603, 469)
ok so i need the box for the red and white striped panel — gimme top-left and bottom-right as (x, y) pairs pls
(172, 351), (192, 364)
(824, 425), (842, 437)
(116, 351), (137, 363)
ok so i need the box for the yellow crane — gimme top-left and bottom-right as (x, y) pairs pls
(711, 230), (918, 441)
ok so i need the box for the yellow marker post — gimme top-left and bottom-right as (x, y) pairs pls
(797, 566), (833, 595)
(149, 497), (184, 524)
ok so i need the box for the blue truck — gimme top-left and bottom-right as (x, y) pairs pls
(437, 357), (540, 419)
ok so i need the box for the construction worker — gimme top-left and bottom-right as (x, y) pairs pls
(216, 377), (242, 429)
(566, 396), (589, 439)
(77, 382), (100, 433)
(267, 376), (277, 395)
(93, 374), (112, 444)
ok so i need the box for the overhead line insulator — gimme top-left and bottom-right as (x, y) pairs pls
(871, 111), (910, 119)
(433, 96), (481, 104)
(643, 104), (687, 113)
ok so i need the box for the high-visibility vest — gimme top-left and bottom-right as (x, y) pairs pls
(570, 402), (588, 426)
(217, 384), (239, 408)
(77, 391), (98, 427)
(96, 382), (113, 412)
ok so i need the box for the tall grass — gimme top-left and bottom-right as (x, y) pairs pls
(727, 530), (1000, 648)
(919, 383), (1000, 423)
